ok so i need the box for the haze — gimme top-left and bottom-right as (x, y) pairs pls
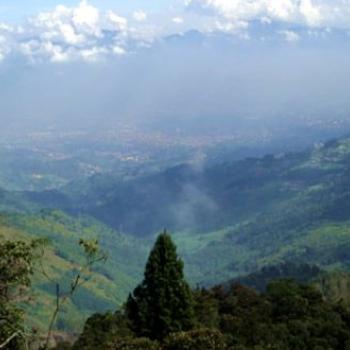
(1, 0), (350, 137)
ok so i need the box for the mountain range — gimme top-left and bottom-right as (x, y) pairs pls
(3, 134), (350, 330)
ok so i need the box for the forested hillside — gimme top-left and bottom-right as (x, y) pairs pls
(25, 137), (350, 236)
(55, 235), (350, 350)
(3, 136), (350, 332)
(0, 211), (147, 332)
(21, 136), (350, 284)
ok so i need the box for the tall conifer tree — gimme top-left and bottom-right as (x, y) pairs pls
(126, 231), (194, 340)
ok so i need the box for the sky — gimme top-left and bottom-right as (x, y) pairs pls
(0, 0), (175, 22)
(1, 0), (350, 133)
(1, 0), (350, 63)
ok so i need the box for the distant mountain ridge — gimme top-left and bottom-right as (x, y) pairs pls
(23, 135), (350, 236)
(3, 135), (350, 329)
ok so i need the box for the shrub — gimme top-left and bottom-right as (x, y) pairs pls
(114, 337), (160, 350)
(163, 329), (227, 350)
(72, 311), (133, 350)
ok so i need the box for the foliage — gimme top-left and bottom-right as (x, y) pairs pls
(126, 232), (194, 340)
(215, 280), (350, 349)
(266, 280), (350, 349)
(72, 314), (159, 350)
(228, 262), (322, 292)
(20, 135), (350, 287)
(113, 338), (160, 350)
(0, 238), (38, 349)
(40, 238), (107, 350)
(71, 231), (350, 350)
(54, 341), (73, 350)
(6, 135), (350, 329)
(213, 283), (273, 347)
(193, 288), (220, 329)
(163, 329), (227, 350)
(0, 211), (148, 332)
(7, 135), (350, 341)
(74, 275), (350, 350)
(72, 311), (133, 350)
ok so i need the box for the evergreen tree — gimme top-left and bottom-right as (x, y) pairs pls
(126, 231), (194, 340)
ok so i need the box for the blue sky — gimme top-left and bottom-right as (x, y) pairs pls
(0, 0), (175, 22)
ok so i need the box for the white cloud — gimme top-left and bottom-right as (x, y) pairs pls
(260, 16), (272, 24)
(185, 0), (350, 29)
(0, 0), (349, 64)
(172, 17), (184, 24)
(0, 35), (9, 61)
(80, 46), (107, 62)
(72, 0), (100, 35)
(279, 30), (300, 42)
(300, 0), (322, 26)
(0, 23), (14, 32)
(186, 0), (296, 22)
(133, 10), (147, 22)
(113, 45), (127, 55)
(43, 41), (71, 62)
(59, 23), (85, 44)
(212, 19), (249, 33)
(7, 1), (142, 63)
(107, 10), (128, 31)
(265, 0), (296, 21)
(0, 23), (14, 61)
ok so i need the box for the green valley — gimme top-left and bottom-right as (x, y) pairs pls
(3, 135), (350, 334)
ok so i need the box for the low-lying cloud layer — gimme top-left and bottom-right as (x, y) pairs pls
(0, 0), (350, 63)
(186, 0), (345, 27)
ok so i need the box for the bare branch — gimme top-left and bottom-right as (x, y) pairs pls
(41, 238), (107, 350)
(0, 331), (19, 349)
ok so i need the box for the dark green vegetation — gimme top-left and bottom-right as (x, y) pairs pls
(0, 239), (37, 350)
(126, 233), (194, 340)
(228, 262), (323, 292)
(27, 137), (350, 236)
(3, 135), (350, 333)
(66, 234), (350, 350)
(0, 211), (147, 332)
(21, 136), (350, 285)
(4, 233), (350, 349)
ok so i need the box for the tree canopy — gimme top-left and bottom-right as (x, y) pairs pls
(0, 239), (38, 350)
(126, 231), (194, 340)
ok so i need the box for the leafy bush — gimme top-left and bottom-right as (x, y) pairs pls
(193, 289), (220, 329)
(114, 337), (160, 350)
(0, 239), (38, 350)
(73, 311), (133, 350)
(163, 329), (227, 350)
(54, 341), (73, 350)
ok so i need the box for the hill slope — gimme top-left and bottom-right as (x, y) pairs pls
(24, 137), (350, 234)
(23, 137), (350, 284)
(0, 211), (148, 332)
(5, 135), (350, 325)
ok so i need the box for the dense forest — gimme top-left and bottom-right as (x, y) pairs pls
(3, 232), (350, 349)
(6, 135), (350, 287)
